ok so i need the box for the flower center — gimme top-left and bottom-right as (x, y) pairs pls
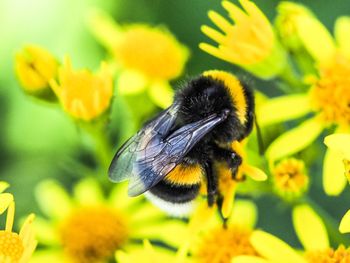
(309, 55), (350, 127)
(59, 206), (129, 263)
(272, 158), (308, 198)
(0, 231), (24, 262)
(195, 225), (258, 263)
(114, 26), (187, 80)
(306, 245), (350, 262)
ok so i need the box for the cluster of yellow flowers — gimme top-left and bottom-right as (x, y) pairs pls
(8, 0), (350, 262)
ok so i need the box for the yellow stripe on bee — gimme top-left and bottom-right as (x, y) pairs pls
(203, 70), (247, 124)
(165, 164), (203, 185)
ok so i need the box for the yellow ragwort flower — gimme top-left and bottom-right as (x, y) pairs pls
(89, 10), (189, 108)
(213, 140), (267, 218)
(31, 178), (187, 263)
(15, 45), (58, 94)
(0, 186), (37, 263)
(50, 56), (113, 121)
(258, 7), (350, 196)
(200, 0), (287, 79)
(324, 133), (350, 233)
(185, 200), (261, 263)
(233, 204), (348, 263)
(272, 158), (309, 200)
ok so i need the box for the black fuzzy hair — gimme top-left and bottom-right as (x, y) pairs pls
(174, 74), (254, 144)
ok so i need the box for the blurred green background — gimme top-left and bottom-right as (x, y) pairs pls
(1, 0), (350, 248)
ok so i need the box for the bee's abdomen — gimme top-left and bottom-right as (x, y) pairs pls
(149, 163), (202, 203)
(148, 180), (200, 203)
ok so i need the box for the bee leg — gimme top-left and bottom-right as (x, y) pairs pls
(230, 154), (242, 180)
(204, 161), (217, 207)
(211, 144), (242, 179)
(216, 196), (228, 228)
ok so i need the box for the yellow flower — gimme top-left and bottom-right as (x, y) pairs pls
(15, 45), (58, 95)
(50, 56), (113, 121)
(213, 139), (267, 219)
(0, 184), (37, 263)
(324, 133), (350, 233)
(89, 10), (189, 108)
(185, 199), (261, 263)
(233, 204), (347, 263)
(200, 0), (287, 79)
(271, 158), (309, 201)
(258, 11), (350, 196)
(31, 178), (187, 263)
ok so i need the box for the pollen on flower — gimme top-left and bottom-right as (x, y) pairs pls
(59, 206), (129, 263)
(306, 245), (350, 263)
(0, 231), (24, 262)
(113, 25), (188, 80)
(195, 225), (258, 263)
(272, 158), (309, 199)
(309, 55), (350, 127)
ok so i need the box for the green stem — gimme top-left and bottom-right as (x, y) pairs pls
(82, 120), (114, 176)
(303, 195), (350, 246)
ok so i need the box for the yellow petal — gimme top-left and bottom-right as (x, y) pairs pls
(19, 213), (35, 243)
(228, 199), (258, 229)
(73, 177), (104, 206)
(221, 180), (236, 219)
(257, 95), (311, 126)
(339, 209), (350, 233)
(0, 193), (13, 214)
(208, 10), (232, 33)
(324, 133), (350, 159)
(188, 202), (217, 234)
(242, 163), (268, 181)
(108, 183), (144, 211)
(115, 250), (132, 263)
(130, 200), (167, 226)
(297, 15), (336, 63)
(266, 117), (323, 162)
(201, 25), (226, 44)
(323, 148), (347, 196)
(292, 204), (329, 250)
(30, 250), (65, 263)
(87, 8), (123, 51)
(132, 219), (188, 248)
(250, 230), (307, 263)
(0, 181), (9, 193)
(33, 216), (60, 245)
(35, 180), (72, 220)
(148, 81), (174, 109)
(335, 16), (350, 59)
(199, 43), (233, 64)
(232, 256), (272, 263)
(117, 70), (147, 95)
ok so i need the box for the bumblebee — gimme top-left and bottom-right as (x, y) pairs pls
(109, 70), (254, 217)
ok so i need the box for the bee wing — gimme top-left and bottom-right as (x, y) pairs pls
(108, 103), (180, 183)
(127, 112), (228, 196)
